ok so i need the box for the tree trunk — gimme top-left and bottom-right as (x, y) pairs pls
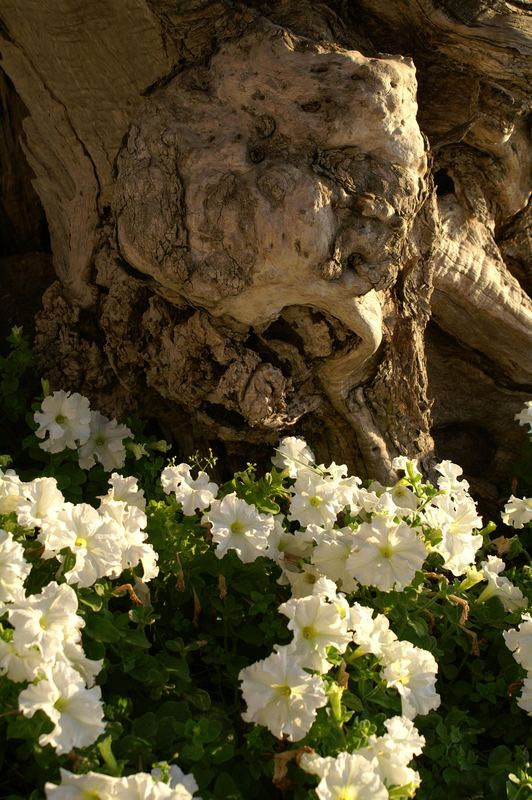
(0, 0), (530, 499)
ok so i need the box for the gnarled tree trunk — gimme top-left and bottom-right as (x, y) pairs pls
(0, 0), (530, 501)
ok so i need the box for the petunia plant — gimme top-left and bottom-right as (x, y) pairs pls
(0, 329), (531, 799)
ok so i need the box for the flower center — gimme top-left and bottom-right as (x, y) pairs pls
(309, 496), (322, 508)
(55, 414), (67, 424)
(337, 789), (358, 800)
(230, 520), (247, 535)
(75, 536), (88, 548)
(335, 603), (346, 619)
(94, 435), (106, 447)
(275, 684), (292, 697)
(53, 696), (68, 712)
(379, 544), (393, 558)
(302, 625), (317, 640)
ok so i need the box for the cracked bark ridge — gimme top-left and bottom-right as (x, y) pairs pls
(349, 0), (532, 492)
(1, 0), (530, 489)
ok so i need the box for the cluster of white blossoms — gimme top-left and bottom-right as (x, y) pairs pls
(0, 471), (159, 754)
(46, 764), (200, 799)
(300, 714), (425, 799)
(170, 428), (531, 799)
(504, 613), (532, 715)
(0, 573), (105, 753)
(34, 390), (133, 471)
(0, 471), (158, 590)
(200, 435), (490, 596)
(161, 463), (218, 516)
(155, 443), (444, 797)
(350, 603), (439, 719)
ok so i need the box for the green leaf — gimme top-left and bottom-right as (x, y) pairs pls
(213, 772), (242, 799)
(181, 739), (204, 761)
(187, 688), (212, 711)
(84, 615), (122, 643)
(132, 712), (158, 739)
(122, 628), (151, 649)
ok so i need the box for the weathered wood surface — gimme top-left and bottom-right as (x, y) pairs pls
(0, 0), (530, 492)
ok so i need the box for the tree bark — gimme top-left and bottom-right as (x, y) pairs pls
(0, 0), (530, 497)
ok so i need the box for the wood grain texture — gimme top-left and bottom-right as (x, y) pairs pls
(0, 0), (529, 489)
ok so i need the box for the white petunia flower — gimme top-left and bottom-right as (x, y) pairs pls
(100, 472), (146, 511)
(311, 528), (359, 593)
(336, 474), (363, 514)
(381, 640), (440, 719)
(124, 772), (191, 799)
(300, 751), (388, 800)
(34, 390), (91, 453)
(515, 401), (532, 433)
(478, 556), (527, 611)
(271, 436), (315, 478)
(46, 768), (200, 800)
(271, 527), (315, 579)
(45, 768), (126, 798)
(279, 594), (351, 672)
(423, 494), (483, 576)
(8, 581), (84, 661)
(517, 677), (532, 715)
(0, 468), (24, 514)
(348, 603), (398, 658)
(16, 477), (64, 529)
(288, 470), (344, 529)
(346, 516), (427, 592)
(204, 493), (273, 563)
(78, 411), (132, 472)
(0, 637), (43, 682)
(504, 614), (532, 672)
(152, 764), (200, 798)
(98, 499), (158, 581)
(239, 646), (327, 741)
(0, 528), (31, 604)
(19, 662), (105, 753)
(39, 502), (122, 588)
(392, 456), (422, 482)
(354, 486), (382, 514)
(262, 514), (291, 564)
(502, 495), (532, 529)
(61, 641), (103, 688)
(435, 460), (470, 497)
(161, 463), (218, 515)
(389, 483), (419, 514)
(286, 563), (326, 598)
(357, 715), (424, 789)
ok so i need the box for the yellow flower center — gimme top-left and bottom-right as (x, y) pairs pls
(275, 684), (292, 697)
(337, 789), (358, 800)
(53, 696), (67, 712)
(380, 544), (393, 558)
(55, 414), (67, 424)
(94, 435), (106, 447)
(230, 520), (247, 535)
(302, 625), (317, 640)
(309, 496), (322, 508)
(75, 536), (87, 548)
